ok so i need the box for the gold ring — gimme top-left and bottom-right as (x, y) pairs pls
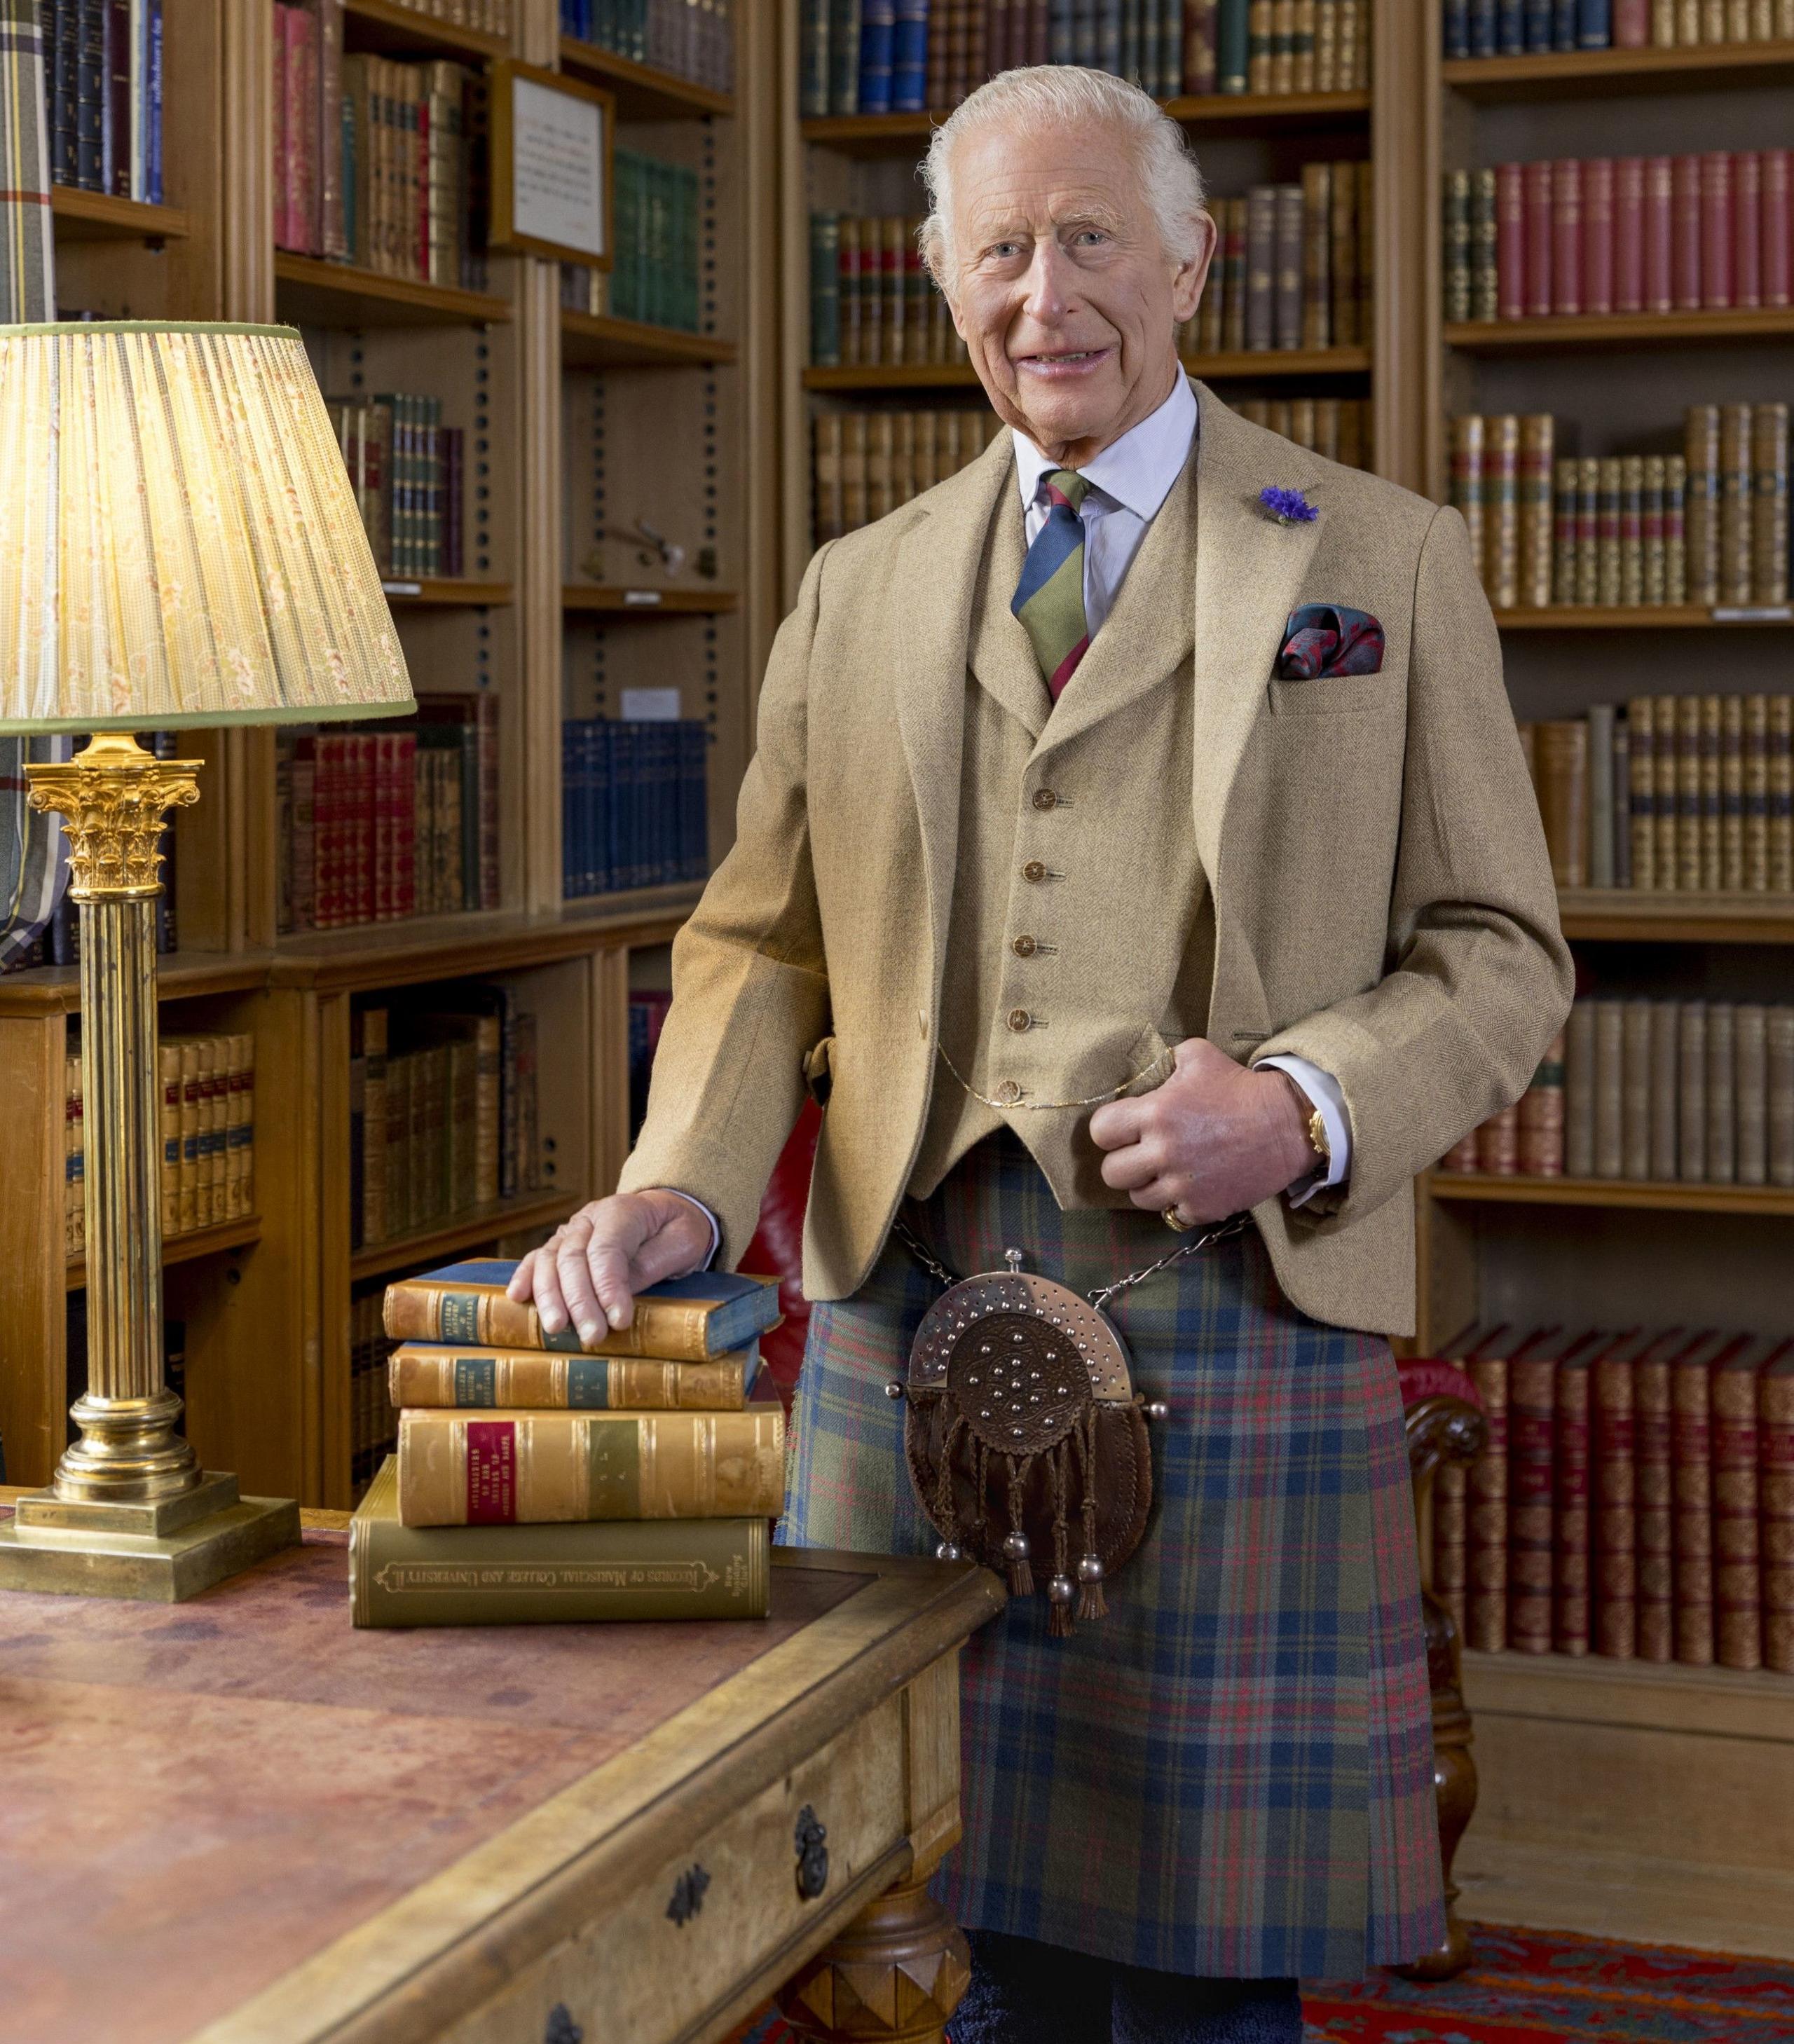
(1162, 1203), (1193, 1232)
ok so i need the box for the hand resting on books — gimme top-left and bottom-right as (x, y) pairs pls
(508, 1191), (712, 1340)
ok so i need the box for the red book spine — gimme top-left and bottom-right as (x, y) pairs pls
(352, 733), (377, 927)
(1643, 156), (1674, 315)
(1582, 157), (1615, 317)
(1612, 0), (1649, 38)
(1763, 1355), (1794, 1675)
(1671, 154), (1702, 312)
(1712, 1383), (1760, 1672)
(313, 734), (340, 929)
(1733, 149), (1761, 312)
(1554, 1358), (1592, 1654)
(372, 734), (395, 923)
(1613, 158), (1644, 315)
(1523, 160), (1554, 319)
(1671, 1350), (1714, 1666)
(1552, 158), (1582, 317)
(1699, 151), (1732, 310)
(1635, 1353), (1674, 1661)
(1467, 1356), (1509, 1652)
(1507, 1356), (1556, 1652)
(293, 6), (319, 258)
(1594, 1350), (1637, 1658)
(396, 731), (418, 918)
(1763, 151), (1790, 310)
(1496, 163), (1526, 322)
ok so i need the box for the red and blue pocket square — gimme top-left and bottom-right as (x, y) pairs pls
(1275, 603), (1385, 680)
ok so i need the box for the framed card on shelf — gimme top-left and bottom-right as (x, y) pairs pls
(489, 60), (615, 270)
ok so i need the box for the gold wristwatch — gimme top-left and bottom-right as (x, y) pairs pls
(1306, 1104), (1331, 1170)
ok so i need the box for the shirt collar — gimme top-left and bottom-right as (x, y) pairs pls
(1011, 369), (1198, 521)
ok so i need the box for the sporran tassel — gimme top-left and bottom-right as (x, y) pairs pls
(1076, 1407), (1108, 1622)
(1003, 1456), (1034, 1597)
(1048, 1591), (1076, 1638)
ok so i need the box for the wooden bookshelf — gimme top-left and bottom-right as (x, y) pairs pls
(561, 310), (738, 369)
(802, 346), (1373, 392)
(558, 35), (734, 118)
(272, 253), (513, 330)
(67, 1216), (263, 1293)
(50, 185), (190, 244)
(1495, 604), (1794, 629)
(1443, 38), (1794, 99)
(1416, 16), (1794, 1951)
(1445, 306), (1794, 354)
(381, 577), (514, 608)
(562, 584), (741, 614)
(342, 0), (512, 60)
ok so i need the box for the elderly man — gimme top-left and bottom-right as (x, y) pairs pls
(514, 64), (1570, 2044)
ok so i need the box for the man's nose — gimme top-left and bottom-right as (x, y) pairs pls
(1020, 240), (1074, 321)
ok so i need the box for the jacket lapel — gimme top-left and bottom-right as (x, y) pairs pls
(968, 483), (1050, 739)
(1188, 385), (1326, 884)
(893, 428), (1017, 989)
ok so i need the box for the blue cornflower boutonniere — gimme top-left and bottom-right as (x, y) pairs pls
(1259, 484), (1319, 526)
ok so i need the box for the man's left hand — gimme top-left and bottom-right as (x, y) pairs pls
(1088, 1038), (1317, 1223)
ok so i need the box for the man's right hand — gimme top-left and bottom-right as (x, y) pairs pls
(506, 1190), (713, 1342)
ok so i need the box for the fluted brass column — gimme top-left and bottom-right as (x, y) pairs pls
(0, 733), (299, 1600)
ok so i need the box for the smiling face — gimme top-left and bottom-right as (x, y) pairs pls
(940, 118), (1213, 467)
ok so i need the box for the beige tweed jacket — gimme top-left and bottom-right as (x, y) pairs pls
(619, 384), (1573, 1334)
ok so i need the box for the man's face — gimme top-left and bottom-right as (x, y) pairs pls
(943, 119), (1213, 467)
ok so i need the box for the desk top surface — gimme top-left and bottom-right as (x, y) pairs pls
(0, 1510), (1001, 2044)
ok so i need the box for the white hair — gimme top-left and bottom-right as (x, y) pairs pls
(918, 67), (1208, 293)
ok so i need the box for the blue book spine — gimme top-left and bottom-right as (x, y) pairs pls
(561, 723), (577, 898)
(145, 0), (161, 204)
(1495, 0), (1524, 51)
(1048, 0), (1076, 61)
(1576, 0), (1609, 42)
(662, 724), (680, 883)
(857, 0), (895, 116)
(1442, 0), (1470, 57)
(891, 0), (926, 112)
(681, 723), (708, 882)
(1521, 0), (1552, 46)
(1467, 0), (1497, 53)
(594, 720), (610, 895)
(1550, 0), (1576, 45)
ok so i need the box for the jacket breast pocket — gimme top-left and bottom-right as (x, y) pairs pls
(1267, 673), (1397, 719)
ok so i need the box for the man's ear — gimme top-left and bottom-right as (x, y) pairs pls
(1172, 210), (1219, 326)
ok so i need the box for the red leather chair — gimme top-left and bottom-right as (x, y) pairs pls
(741, 1123), (1487, 1980)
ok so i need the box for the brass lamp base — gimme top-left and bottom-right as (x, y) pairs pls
(0, 1476), (299, 1603)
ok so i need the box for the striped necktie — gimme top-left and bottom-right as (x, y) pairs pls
(1011, 468), (1092, 701)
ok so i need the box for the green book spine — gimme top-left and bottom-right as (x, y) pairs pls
(350, 1458), (771, 1625)
(1215, 0), (1249, 88)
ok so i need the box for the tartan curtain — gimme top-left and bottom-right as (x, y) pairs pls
(0, 0), (70, 966)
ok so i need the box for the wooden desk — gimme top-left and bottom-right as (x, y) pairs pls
(0, 1506), (1004, 2044)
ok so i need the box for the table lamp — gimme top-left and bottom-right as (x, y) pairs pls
(0, 321), (414, 1601)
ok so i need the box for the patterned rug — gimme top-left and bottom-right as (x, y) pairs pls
(728, 1923), (1794, 2043)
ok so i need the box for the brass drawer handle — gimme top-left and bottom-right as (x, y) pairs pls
(666, 1863), (711, 1928)
(795, 1805), (829, 1902)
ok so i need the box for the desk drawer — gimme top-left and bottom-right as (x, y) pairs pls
(444, 1692), (910, 2044)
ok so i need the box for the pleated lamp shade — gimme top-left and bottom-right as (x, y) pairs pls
(0, 322), (413, 734)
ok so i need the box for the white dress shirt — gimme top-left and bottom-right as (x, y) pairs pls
(670, 374), (1349, 1263)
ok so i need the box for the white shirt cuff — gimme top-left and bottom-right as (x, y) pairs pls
(1257, 1055), (1352, 1208)
(662, 1189), (722, 1268)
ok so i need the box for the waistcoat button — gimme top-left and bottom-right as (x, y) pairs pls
(1007, 1008), (1032, 1033)
(1022, 860), (1046, 883)
(1011, 934), (1037, 958)
(994, 1080), (1022, 1105)
(1032, 788), (1057, 811)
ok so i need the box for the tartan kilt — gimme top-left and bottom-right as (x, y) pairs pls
(778, 1131), (1444, 1981)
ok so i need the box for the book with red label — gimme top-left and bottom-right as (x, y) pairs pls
(395, 1405), (786, 1528)
(1592, 1327), (1650, 1659)
(1762, 1340), (1794, 1675)
(1630, 1326), (1692, 1662)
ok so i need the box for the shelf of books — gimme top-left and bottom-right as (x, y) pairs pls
(780, 0), (1420, 593)
(1418, 2), (1794, 1947)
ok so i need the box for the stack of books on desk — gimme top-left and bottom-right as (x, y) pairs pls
(348, 1260), (785, 1628)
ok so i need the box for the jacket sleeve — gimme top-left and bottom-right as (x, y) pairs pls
(1250, 502), (1575, 1225)
(615, 546), (833, 1263)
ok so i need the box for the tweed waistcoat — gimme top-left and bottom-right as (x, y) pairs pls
(906, 440), (1217, 1209)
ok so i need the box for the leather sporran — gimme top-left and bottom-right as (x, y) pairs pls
(891, 1251), (1154, 1638)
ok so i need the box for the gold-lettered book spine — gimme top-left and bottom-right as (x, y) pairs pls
(382, 1281), (715, 1359)
(386, 1343), (755, 1411)
(350, 1460), (770, 1626)
(396, 1406), (788, 1527)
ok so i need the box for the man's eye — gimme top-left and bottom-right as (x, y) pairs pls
(1071, 230), (1107, 247)
(988, 242), (1023, 259)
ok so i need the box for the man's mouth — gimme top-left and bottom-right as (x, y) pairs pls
(1014, 345), (1112, 371)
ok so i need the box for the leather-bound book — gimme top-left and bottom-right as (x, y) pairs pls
(1648, 999), (1680, 1179)
(1477, 1099), (1520, 1175)
(1519, 1029), (1566, 1176)
(1772, 697), (1793, 894)
(1554, 1336), (1599, 1654)
(1329, 160), (1359, 347)
(1769, 1005), (1794, 1188)
(1465, 1324), (1523, 1652)
(1302, 162), (1332, 347)
(1451, 415), (1486, 587)
(1553, 458), (1578, 608)
(1684, 404), (1721, 607)
(1536, 718), (1588, 885)
(1508, 1325), (1570, 1652)
(1674, 693), (1702, 893)
(1523, 158), (1553, 315)
(1496, 161), (1525, 321)
(1519, 413), (1555, 608)
(1744, 694), (1771, 893)
(1763, 149), (1790, 310)
(1245, 184), (1278, 350)
(1593, 1327), (1650, 1658)
(1643, 154), (1673, 314)
(1722, 693), (1746, 891)
(1633, 1326), (1686, 1661)
(1614, 155), (1644, 313)
(1576, 458), (1600, 605)
(1699, 151), (1734, 308)
(1582, 154), (1614, 315)
(1753, 403), (1789, 606)
(1273, 182), (1305, 350)
(1705, 1000), (1736, 1185)
(1711, 1335), (1772, 1671)
(1620, 455), (1645, 608)
(1734, 149), (1761, 310)
(1648, 692), (1678, 886)
(1550, 157), (1581, 315)
(1620, 999), (1651, 1179)
(1471, 167), (1499, 324)
(1486, 415), (1521, 609)
(1698, 692), (1723, 891)
(389, 1341), (762, 1413)
(1736, 1003), (1768, 1187)
(1678, 1001), (1708, 1182)
(1591, 998), (1625, 1179)
(1564, 997), (1596, 1177)
(1443, 170), (1472, 327)
(1247, 0), (1274, 89)
(1184, 0), (1219, 91)
(1589, 702), (1616, 886)
(1671, 154), (1702, 311)
(1221, 196), (1249, 352)
(1718, 402), (1753, 607)
(1760, 1340), (1794, 1673)
(1671, 1329), (1727, 1666)
(1596, 456), (1622, 608)
(1664, 454), (1687, 605)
